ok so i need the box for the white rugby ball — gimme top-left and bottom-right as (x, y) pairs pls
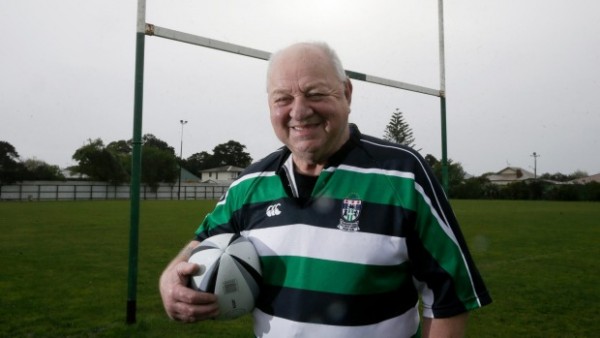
(188, 233), (262, 320)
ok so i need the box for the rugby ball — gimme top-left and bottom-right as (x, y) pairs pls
(188, 233), (262, 320)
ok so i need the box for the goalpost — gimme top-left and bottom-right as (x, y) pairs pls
(127, 0), (448, 323)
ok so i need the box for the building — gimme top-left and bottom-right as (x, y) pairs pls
(199, 165), (244, 184)
(485, 166), (536, 185)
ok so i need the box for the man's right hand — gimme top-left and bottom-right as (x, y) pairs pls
(159, 244), (220, 322)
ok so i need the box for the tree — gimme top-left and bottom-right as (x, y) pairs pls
(383, 108), (417, 149)
(141, 145), (178, 191)
(73, 135), (179, 188)
(106, 140), (131, 179)
(184, 140), (253, 175)
(425, 154), (439, 169)
(211, 140), (252, 168)
(106, 140), (131, 155)
(0, 140), (28, 184)
(427, 154), (466, 195)
(141, 134), (176, 156)
(72, 138), (128, 184)
(184, 151), (214, 175)
(23, 158), (65, 181)
(451, 176), (499, 199)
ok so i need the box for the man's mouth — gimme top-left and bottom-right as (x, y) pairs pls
(291, 123), (319, 131)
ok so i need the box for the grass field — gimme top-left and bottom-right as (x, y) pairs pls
(0, 199), (598, 337)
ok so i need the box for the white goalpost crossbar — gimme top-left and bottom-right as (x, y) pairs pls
(145, 24), (443, 97)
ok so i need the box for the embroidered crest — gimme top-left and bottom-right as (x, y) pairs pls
(338, 196), (362, 232)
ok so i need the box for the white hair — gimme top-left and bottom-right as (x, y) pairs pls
(266, 41), (348, 89)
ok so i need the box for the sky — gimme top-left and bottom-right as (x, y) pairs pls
(1, 0), (599, 176)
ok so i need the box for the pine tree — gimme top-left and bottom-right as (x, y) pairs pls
(383, 108), (417, 149)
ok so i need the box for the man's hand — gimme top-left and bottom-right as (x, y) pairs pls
(159, 242), (220, 322)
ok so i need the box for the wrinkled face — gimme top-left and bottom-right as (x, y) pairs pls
(267, 46), (352, 167)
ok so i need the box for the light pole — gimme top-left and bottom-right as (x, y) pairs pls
(531, 152), (540, 179)
(178, 120), (188, 200)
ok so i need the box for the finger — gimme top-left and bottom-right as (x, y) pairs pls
(173, 285), (218, 306)
(175, 261), (200, 281)
(171, 298), (220, 322)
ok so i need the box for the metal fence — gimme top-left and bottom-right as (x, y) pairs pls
(0, 181), (229, 201)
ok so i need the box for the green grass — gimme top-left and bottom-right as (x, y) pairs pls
(0, 200), (598, 337)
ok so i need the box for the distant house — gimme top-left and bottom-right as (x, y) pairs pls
(485, 166), (536, 185)
(568, 173), (600, 184)
(199, 165), (244, 184)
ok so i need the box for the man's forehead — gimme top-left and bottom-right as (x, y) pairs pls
(268, 76), (338, 94)
(268, 66), (338, 93)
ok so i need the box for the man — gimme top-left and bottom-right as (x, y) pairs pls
(159, 42), (491, 337)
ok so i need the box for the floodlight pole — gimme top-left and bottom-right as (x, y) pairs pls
(126, 0), (146, 324)
(438, 0), (449, 193)
(178, 120), (188, 200)
(531, 152), (540, 179)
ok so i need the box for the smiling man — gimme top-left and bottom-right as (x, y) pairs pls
(159, 41), (491, 338)
(267, 42), (353, 175)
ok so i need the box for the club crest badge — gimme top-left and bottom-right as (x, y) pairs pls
(338, 196), (362, 232)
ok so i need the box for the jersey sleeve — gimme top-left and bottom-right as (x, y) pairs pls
(406, 156), (492, 318)
(194, 188), (240, 241)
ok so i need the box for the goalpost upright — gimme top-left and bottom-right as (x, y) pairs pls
(127, 0), (448, 324)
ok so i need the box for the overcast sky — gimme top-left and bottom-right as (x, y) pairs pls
(1, 0), (599, 176)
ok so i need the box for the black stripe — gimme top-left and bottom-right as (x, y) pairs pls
(238, 198), (416, 238)
(256, 284), (418, 326)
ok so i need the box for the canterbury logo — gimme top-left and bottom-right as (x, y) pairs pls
(266, 203), (282, 217)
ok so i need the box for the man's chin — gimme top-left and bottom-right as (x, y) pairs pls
(290, 144), (322, 158)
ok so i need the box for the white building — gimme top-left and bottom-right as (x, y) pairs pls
(199, 165), (244, 184)
(485, 167), (536, 185)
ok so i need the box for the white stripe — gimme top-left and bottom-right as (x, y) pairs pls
(243, 224), (407, 266)
(324, 163), (416, 181)
(229, 170), (278, 189)
(413, 277), (435, 318)
(253, 306), (420, 338)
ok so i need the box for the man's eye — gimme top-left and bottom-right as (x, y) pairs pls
(307, 93), (325, 100)
(274, 96), (292, 105)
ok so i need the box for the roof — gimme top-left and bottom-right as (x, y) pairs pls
(485, 166), (536, 184)
(200, 165), (244, 173)
(569, 173), (600, 184)
(180, 167), (201, 183)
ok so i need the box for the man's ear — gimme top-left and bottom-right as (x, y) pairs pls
(344, 79), (353, 105)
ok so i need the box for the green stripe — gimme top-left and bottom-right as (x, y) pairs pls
(196, 174), (287, 233)
(261, 256), (410, 295)
(230, 174), (288, 206)
(317, 169), (418, 210)
(413, 196), (477, 305)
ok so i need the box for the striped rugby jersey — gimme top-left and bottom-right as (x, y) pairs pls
(194, 124), (491, 337)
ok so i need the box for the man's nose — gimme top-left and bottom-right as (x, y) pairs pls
(290, 96), (312, 120)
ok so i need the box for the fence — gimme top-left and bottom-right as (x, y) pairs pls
(0, 181), (230, 201)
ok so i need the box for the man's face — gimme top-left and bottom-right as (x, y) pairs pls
(267, 45), (352, 167)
